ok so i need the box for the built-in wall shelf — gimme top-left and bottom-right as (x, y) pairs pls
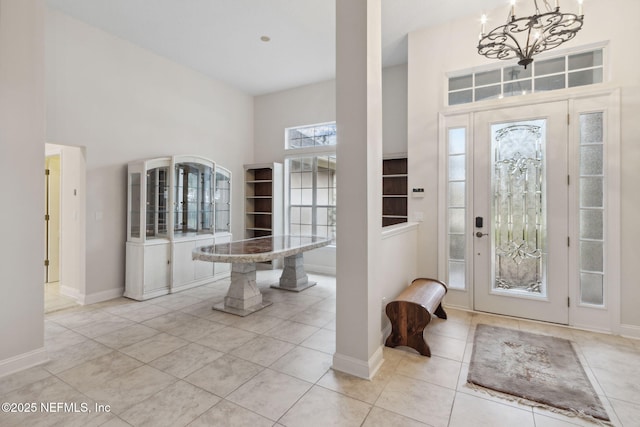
(383, 157), (408, 227)
(244, 163), (283, 267)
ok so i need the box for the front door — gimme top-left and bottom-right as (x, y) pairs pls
(473, 102), (569, 324)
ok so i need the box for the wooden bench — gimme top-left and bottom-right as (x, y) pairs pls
(384, 278), (448, 357)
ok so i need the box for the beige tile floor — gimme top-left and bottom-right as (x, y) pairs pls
(44, 282), (79, 314)
(3, 270), (640, 426)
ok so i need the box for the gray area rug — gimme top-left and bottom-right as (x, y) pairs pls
(468, 324), (609, 422)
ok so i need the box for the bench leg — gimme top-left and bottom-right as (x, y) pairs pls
(434, 303), (447, 319)
(385, 330), (432, 357)
(385, 299), (441, 357)
(407, 333), (431, 357)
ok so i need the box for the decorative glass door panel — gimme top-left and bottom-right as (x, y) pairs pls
(200, 166), (213, 232)
(474, 102), (568, 324)
(215, 167), (231, 233)
(145, 166), (169, 239)
(492, 122), (546, 296)
(174, 162), (213, 235)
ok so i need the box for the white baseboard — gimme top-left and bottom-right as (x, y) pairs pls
(212, 270), (231, 281)
(620, 323), (640, 340)
(442, 302), (473, 312)
(304, 264), (336, 275)
(0, 347), (48, 378)
(171, 277), (218, 294)
(80, 287), (124, 305)
(332, 345), (384, 380)
(381, 322), (392, 345)
(571, 322), (613, 335)
(60, 284), (80, 301)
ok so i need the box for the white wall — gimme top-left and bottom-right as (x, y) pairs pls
(379, 223), (419, 335)
(253, 64), (408, 163)
(0, 0), (48, 374)
(304, 247), (336, 275)
(45, 9), (255, 302)
(407, 0), (640, 329)
(381, 64), (408, 156)
(254, 79), (336, 164)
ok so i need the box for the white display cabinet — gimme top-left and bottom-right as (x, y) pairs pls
(170, 155), (216, 293)
(214, 166), (232, 279)
(126, 157), (171, 300)
(125, 155), (232, 300)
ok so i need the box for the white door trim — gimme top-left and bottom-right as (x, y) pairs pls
(438, 88), (621, 333)
(567, 91), (621, 334)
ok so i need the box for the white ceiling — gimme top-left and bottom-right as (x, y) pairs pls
(46, 0), (508, 95)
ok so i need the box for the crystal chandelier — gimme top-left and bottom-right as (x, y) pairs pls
(477, 0), (584, 69)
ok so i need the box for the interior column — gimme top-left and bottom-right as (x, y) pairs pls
(0, 0), (47, 373)
(333, 0), (384, 379)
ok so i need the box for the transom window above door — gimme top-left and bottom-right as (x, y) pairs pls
(448, 47), (605, 105)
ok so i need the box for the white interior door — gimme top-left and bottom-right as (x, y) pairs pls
(473, 102), (569, 324)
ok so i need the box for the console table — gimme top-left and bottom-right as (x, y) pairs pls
(192, 235), (330, 316)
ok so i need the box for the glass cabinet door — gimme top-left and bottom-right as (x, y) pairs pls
(201, 165), (214, 232)
(215, 168), (231, 233)
(129, 172), (141, 239)
(174, 162), (213, 235)
(146, 166), (169, 239)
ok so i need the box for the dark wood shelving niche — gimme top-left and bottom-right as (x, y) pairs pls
(382, 157), (408, 227)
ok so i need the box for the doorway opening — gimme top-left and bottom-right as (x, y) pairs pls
(44, 143), (86, 313)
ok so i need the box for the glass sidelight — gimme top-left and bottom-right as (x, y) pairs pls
(579, 112), (605, 305)
(447, 127), (467, 290)
(491, 121), (547, 296)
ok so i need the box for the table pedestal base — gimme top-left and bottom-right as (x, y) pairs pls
(212, 262), (271, 317)
(270, 253), (317, 292)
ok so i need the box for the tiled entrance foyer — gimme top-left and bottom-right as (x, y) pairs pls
(1, 271), (639, 426)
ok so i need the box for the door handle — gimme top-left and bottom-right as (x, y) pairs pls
(476, 231), (488, 238)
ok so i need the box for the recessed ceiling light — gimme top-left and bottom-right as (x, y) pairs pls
(260, 35), (271, 42)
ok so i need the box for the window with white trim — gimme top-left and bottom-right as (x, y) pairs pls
(286, 123), (337, 149)
(285, 123), (337, 244)
(448, 48), (604, 105)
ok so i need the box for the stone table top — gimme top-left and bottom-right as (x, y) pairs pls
(192, 235), (331, 263)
